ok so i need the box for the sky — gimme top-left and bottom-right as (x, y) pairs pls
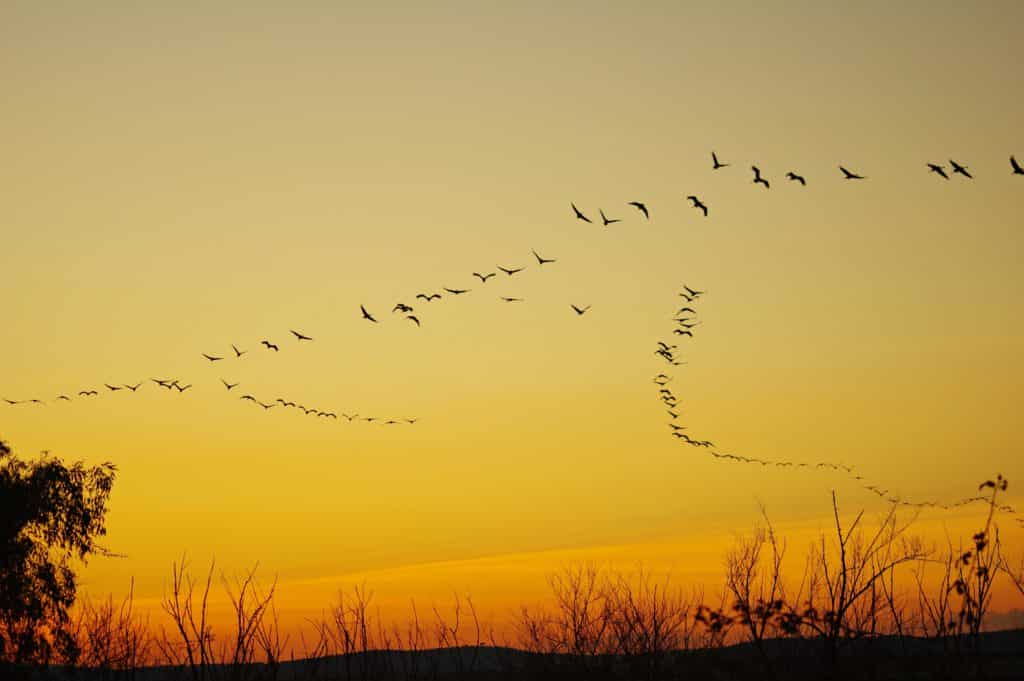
(2, 1), (1022, 637)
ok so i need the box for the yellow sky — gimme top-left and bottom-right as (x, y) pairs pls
(2, 1), (1022, 634)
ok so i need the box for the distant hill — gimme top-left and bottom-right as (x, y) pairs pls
(13, 629), (1024, 680)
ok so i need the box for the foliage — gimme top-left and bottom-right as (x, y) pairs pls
(0, 439), (116, 665)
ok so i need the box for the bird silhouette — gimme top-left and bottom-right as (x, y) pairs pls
(751, 166), (770, 189)
(712, 151), (730, 170)
(571, 203), (592, 223)
(497, 265), (524, 276)
(290, 329), (313, 341)
(104, 383), (123, 391)
(839, 165), (865, 180)
(674, 329), (693, 337)
(686, 196), (708, 217)
(405, 418), (418, 424)
(174, 383), (192, 393)
(240, 394), (256, 402)
(416, 293), (442, 302)
(786, 171), (806, 186)
(472, 272), (496, 283)
(3, 398), (22, 405)
(600, 210), (621, 226)
(151, 379), (173, 389)
(406, 315), (421, 327)
(393, 303), (413, 313)
(232, 344), (247, 357)
(256, 400), (275, 410)
(443, 287), (470, 295)
(342, 413), (357, 421)
(682, 285), (704, 298)
(627, 201), (649, 219)
(570, 304), (591, 316)
(677, 307), (696, 315)
(78, 390), (99, 396)
(222, 379), (239, 390)
(123, 383), (143, 392)
(360, 305), (378, 322)
(261, 340), (279, 351)
(202, 353), (223, 362)
(927, 163), (949, 179)
(500, 296), (524, 302)
(949, 159), (972, 179)
(1012, 156), (1024, 175)
(532, 250), (556, 265)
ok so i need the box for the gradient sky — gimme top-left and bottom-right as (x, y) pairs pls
(2, 1), (1022, 635)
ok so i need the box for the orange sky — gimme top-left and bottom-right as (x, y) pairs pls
(2, 1), (1022, 639)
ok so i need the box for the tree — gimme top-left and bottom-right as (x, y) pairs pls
(0, 438), (116, 666)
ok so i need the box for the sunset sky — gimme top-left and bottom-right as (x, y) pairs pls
(2, 1), (1022, 635)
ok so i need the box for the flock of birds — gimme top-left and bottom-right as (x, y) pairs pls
(2, 249), (587, 424)
(650, 286), (1020, 522)
(5, 148), (1022, 521)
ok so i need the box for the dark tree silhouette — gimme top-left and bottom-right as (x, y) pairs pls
(0, 438), (116, 667)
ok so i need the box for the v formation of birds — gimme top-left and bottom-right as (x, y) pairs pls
(5, 151), (1023, 521)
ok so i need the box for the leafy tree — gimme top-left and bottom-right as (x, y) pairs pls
(0, 438), (116, 666)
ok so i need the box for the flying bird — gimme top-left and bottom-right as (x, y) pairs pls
(57, 394), (71, 401)
(406, 315), (421, 327)
(570, 304), (591, 316)
(949, 159), (972, 179)
(261, 340), (279, 351)
(685, 195), (708, 217)
(443, 287), (470, 295)
(472, 272), (496, 283)
(240, 394), (257, 402)
(123, 383), (143, 392)
(571, 203), (592, 223)
(202, 353), (223, 362)
(393, 303), (413, 313)
(152, 379), (173, 388)
(256, 401), (275, 410)
(682, 285), (704, 298)
(290, 329), (313, 341)
(627, 201), (649, 219)
(416, 293), (442, 302)
(674, 329), (693, 337)
(839, 165), (866, 180)
(677, 307), (696, 315)
(600, 209), (621, 226)
(104, 383), (123, 391)
(360, 305), (378, 322)
(712, 151), (730, 170)
(532, 250), (556, 265)
(3, 398), (22, 405)
(927, 163), (949, 179)
(497, 265), (524, 276)
(751, 166), (770, 189)
(174, 383), (192, 393)
(786, 171), (806, 185)
(1012, 156), (1024, 175)
(78, 390), (99, 397)
(232, 344), (247, 357)
(500, 296), (524, 302)
(222, 379), (239, 390)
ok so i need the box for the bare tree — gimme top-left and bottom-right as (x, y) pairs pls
(156, 555), (216, 681)
(72, 578), (152, 676)
(802, 493), (925, 669)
